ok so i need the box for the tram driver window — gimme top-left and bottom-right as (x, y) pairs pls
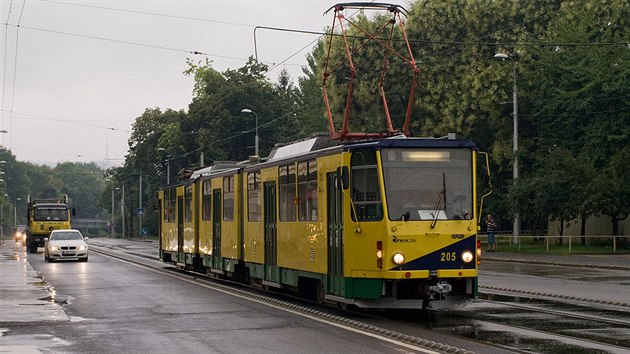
(351, 150), (383, 221)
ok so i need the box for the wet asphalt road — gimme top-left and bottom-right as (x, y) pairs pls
(25, 253), (394, 353)
(2, 238), (628, 353)
(8, 244), (440, 353)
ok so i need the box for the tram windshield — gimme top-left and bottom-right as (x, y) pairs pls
(381, 148), (473, 221)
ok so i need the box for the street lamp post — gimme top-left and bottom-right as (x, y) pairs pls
(494, 52), (520, 244)
(111, 187), (120, 237)
(14, 197), (21, 228)
(1, 193), (7, 237)
(240, 108), (259, 158)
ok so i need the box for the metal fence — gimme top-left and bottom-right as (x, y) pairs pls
(482, 234), (628, 253)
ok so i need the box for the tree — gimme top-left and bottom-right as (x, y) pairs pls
(590, 148), (630, 236)
(526, 1), (630, 234)
(55, 162), (107, 219)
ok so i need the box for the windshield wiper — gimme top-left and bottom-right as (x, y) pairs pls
(430, 173), (446, 229)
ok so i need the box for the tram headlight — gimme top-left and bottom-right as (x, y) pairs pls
(376, 250), (383, 259)
(461, 250), (474, 263)
(392, 252), (405, 265)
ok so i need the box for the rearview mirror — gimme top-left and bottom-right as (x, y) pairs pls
(338, 166), (349, 190)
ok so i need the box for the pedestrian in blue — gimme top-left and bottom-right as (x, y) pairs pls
(485, 214), (497, 252)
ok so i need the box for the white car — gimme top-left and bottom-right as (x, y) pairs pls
(44, 229), (89, 262)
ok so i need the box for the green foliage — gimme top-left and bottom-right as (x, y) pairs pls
(0, 148), (109, 234)
(104, 0), (629, 238)
(55, 162), (107, 219)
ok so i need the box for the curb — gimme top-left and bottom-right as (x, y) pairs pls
(483, 257), (630, 271)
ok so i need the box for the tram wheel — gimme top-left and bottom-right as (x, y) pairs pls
(315, 281), (325, 305)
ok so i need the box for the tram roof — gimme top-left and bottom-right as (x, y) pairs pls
(267, 134), (340, 162)
(343, 135), (477, 151)
(190, 161), (245, 179)
(246, 133), (477, 170)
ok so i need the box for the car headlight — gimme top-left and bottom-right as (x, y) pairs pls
(461, 250), (474, 263)
(77, 245), (87, 251)
(49, 245), (59, 251)
(392, 252), (405, 265)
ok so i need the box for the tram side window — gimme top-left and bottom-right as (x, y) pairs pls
(201, 180), (212, 221)
(223, 176), (234, 221)
(164, 188), (176, 223)
(248, 171), (261, 222)
(184, 185), (193, 222)
(351, 150), (383, 221)
(279, 164), (296, 221)
(298, 160), (318, 221)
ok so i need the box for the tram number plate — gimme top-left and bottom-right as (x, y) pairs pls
(441, 252), (456, 262)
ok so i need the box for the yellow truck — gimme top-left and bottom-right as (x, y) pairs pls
(25, 195), (74, 253)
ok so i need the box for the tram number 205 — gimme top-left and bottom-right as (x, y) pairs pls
(441, 252), (457, 262)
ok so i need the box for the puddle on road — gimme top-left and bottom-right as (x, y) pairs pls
(478, 293), (630, 323)
(433, 296), (630, 352)
(38, 294), (72, 306)
(0, 332), (73, 351)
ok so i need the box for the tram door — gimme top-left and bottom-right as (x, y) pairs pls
(177, 195), (184, 263)
(263, 182), (279, 284)
(327, 172), (344, 296)
(212, 189), (222, 271)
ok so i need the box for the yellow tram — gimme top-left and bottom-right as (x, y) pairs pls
(158, 134), (481, 309)
(159, 2), (483, 309)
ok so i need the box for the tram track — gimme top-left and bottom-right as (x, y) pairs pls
(480, 284), (630, 309)
(90, 241), (630, 353)
(89, 244), (479, 354)
(432, 292), (630, 353)
(476, 296), (630, 326)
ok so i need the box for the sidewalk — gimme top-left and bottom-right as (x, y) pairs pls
(0, 239), (68, 324)
(482, 250), (630, 270)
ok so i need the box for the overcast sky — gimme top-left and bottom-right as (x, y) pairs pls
(0, 0), (409, 166)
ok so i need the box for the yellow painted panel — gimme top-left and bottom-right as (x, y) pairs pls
(243, 220), (264, 263)
(343, 222), (387, 275)
(183, 223), (195, 253)
(350, 270), (385, 278)
(276, 221), (326, 273)
(353, 270), (432, 279)
(437, 269), (477, 278)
